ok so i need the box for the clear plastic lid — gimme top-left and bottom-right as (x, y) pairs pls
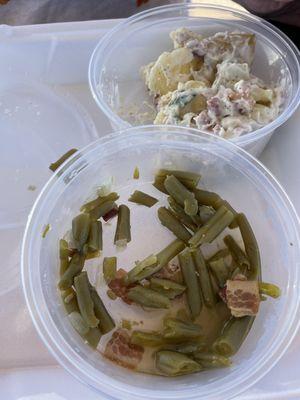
(0, 77), (97, 229)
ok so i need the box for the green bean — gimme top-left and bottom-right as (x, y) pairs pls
(156, 350), (202, 376)
(237, 213), (261, 280)
(126, 239), (185, 284)
(49, 148), (78, 172)
(213, 316), (254, 357)
(163, 318), (202, 342)
(126, 254), (158, 284)
(84, 327), (102, 348)
(259, 282), (281, 298)
(129, 190), (158, 207)
(156, 239), (186, 269)
(131, 331), (165, 347)
(72, 213), (91, 251)
(178, 249), (202, 318)
(193, 188), (221, 207)
(89, 200), (118, 221)
(81, 192), (119, 213)
(189, 205), (234, 247)
(157, 169), (201, 189)
(64, 296), (79, 314)
(74, 272), (99, 328)
(158, 207), (192, 243)
(193, 352), (231, 368)
(169, 342), (207, 355)
(153, 175), (169, 194)
(121, 319), (132, 330)
(62, 287), (75, 304)
(89, 286), (115, 334)
(153, 169), (201, 194)
(149, 277), (186, 299)
(208, 248), (230, 263)
(208, 270), (220, 299)
(59, 239), (71, 260)
(192, 248), (215, 307)
(42, 224), (50, 238)
(127, 286), (170, 309)
(58, 252), (85, 290)
(164, 175), (198, 216)
(61, 288), (79, 314)
(167, 197), (198, 232)
(224, 235), (250, 273)
(133, 166), (140, 179)
(88, 220), (103, 252)
(214, 199), (238, 229)
(85, 250), (100, 260)
(68, 311), (89, 336)
(198, 205), (215, 224)
(59, 239), (70, 277)
(114, 204), (131, 246)
(209, 257), (230, 287)
(103, 257), (117, 284)
(107, 289), (117, 300)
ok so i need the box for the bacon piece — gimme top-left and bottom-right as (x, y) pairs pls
(226, 280), (260, 318)
(108, 269), (135, 304)
(104, 329), (144, 369)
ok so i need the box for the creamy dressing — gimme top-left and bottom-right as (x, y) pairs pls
(142, 28), (283, 139)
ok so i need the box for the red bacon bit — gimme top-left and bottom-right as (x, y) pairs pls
(108, 269), (135, 304)
(103, 207), (118, 222)
(226, 280), (260, 318)
(104, 329), (144, 369)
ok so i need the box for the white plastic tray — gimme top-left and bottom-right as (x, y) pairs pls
(1, 19), (300, 400)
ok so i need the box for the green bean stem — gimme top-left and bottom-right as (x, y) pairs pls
(149, 277), (186, 299)
(156, 351), (202, 376)
(237, 213), (261, 280)
(129, 190), (158, 207)
(213, 316), (254, 357)
(189, 205), (234, 247)
(164, 175), (198, 216)
(103, 256), (117, 283)
(49, 148), (78, 172)
(179, 249), (202, 319)
(74, 272), (99, 328)
(114, 204), (131, 246)
(259, 282), (281, 298)
(158, 207), (192, 243)
(131, 331), (165, 347)
(81, 192), (119, 213)
(192, 248), (215, 307)
(167, 196), (198, 232)
(127, 286), (171, 309)
(58, 252), (85, 290)
(88, 220), (103, 252)
(89, 286), (115, 334)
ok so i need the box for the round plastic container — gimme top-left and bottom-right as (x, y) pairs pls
(89, 3), (300, 157)
(22, 125), (300, 400)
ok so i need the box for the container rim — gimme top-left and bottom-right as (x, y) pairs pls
(88, 2), (300, 145)
(22, 125), (300, 400)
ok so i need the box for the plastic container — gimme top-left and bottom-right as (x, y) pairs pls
(22, 125), (300, 400)
(89, 3), (300, 157)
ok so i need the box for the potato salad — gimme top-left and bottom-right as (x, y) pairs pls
(141, 28), (282, 139)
